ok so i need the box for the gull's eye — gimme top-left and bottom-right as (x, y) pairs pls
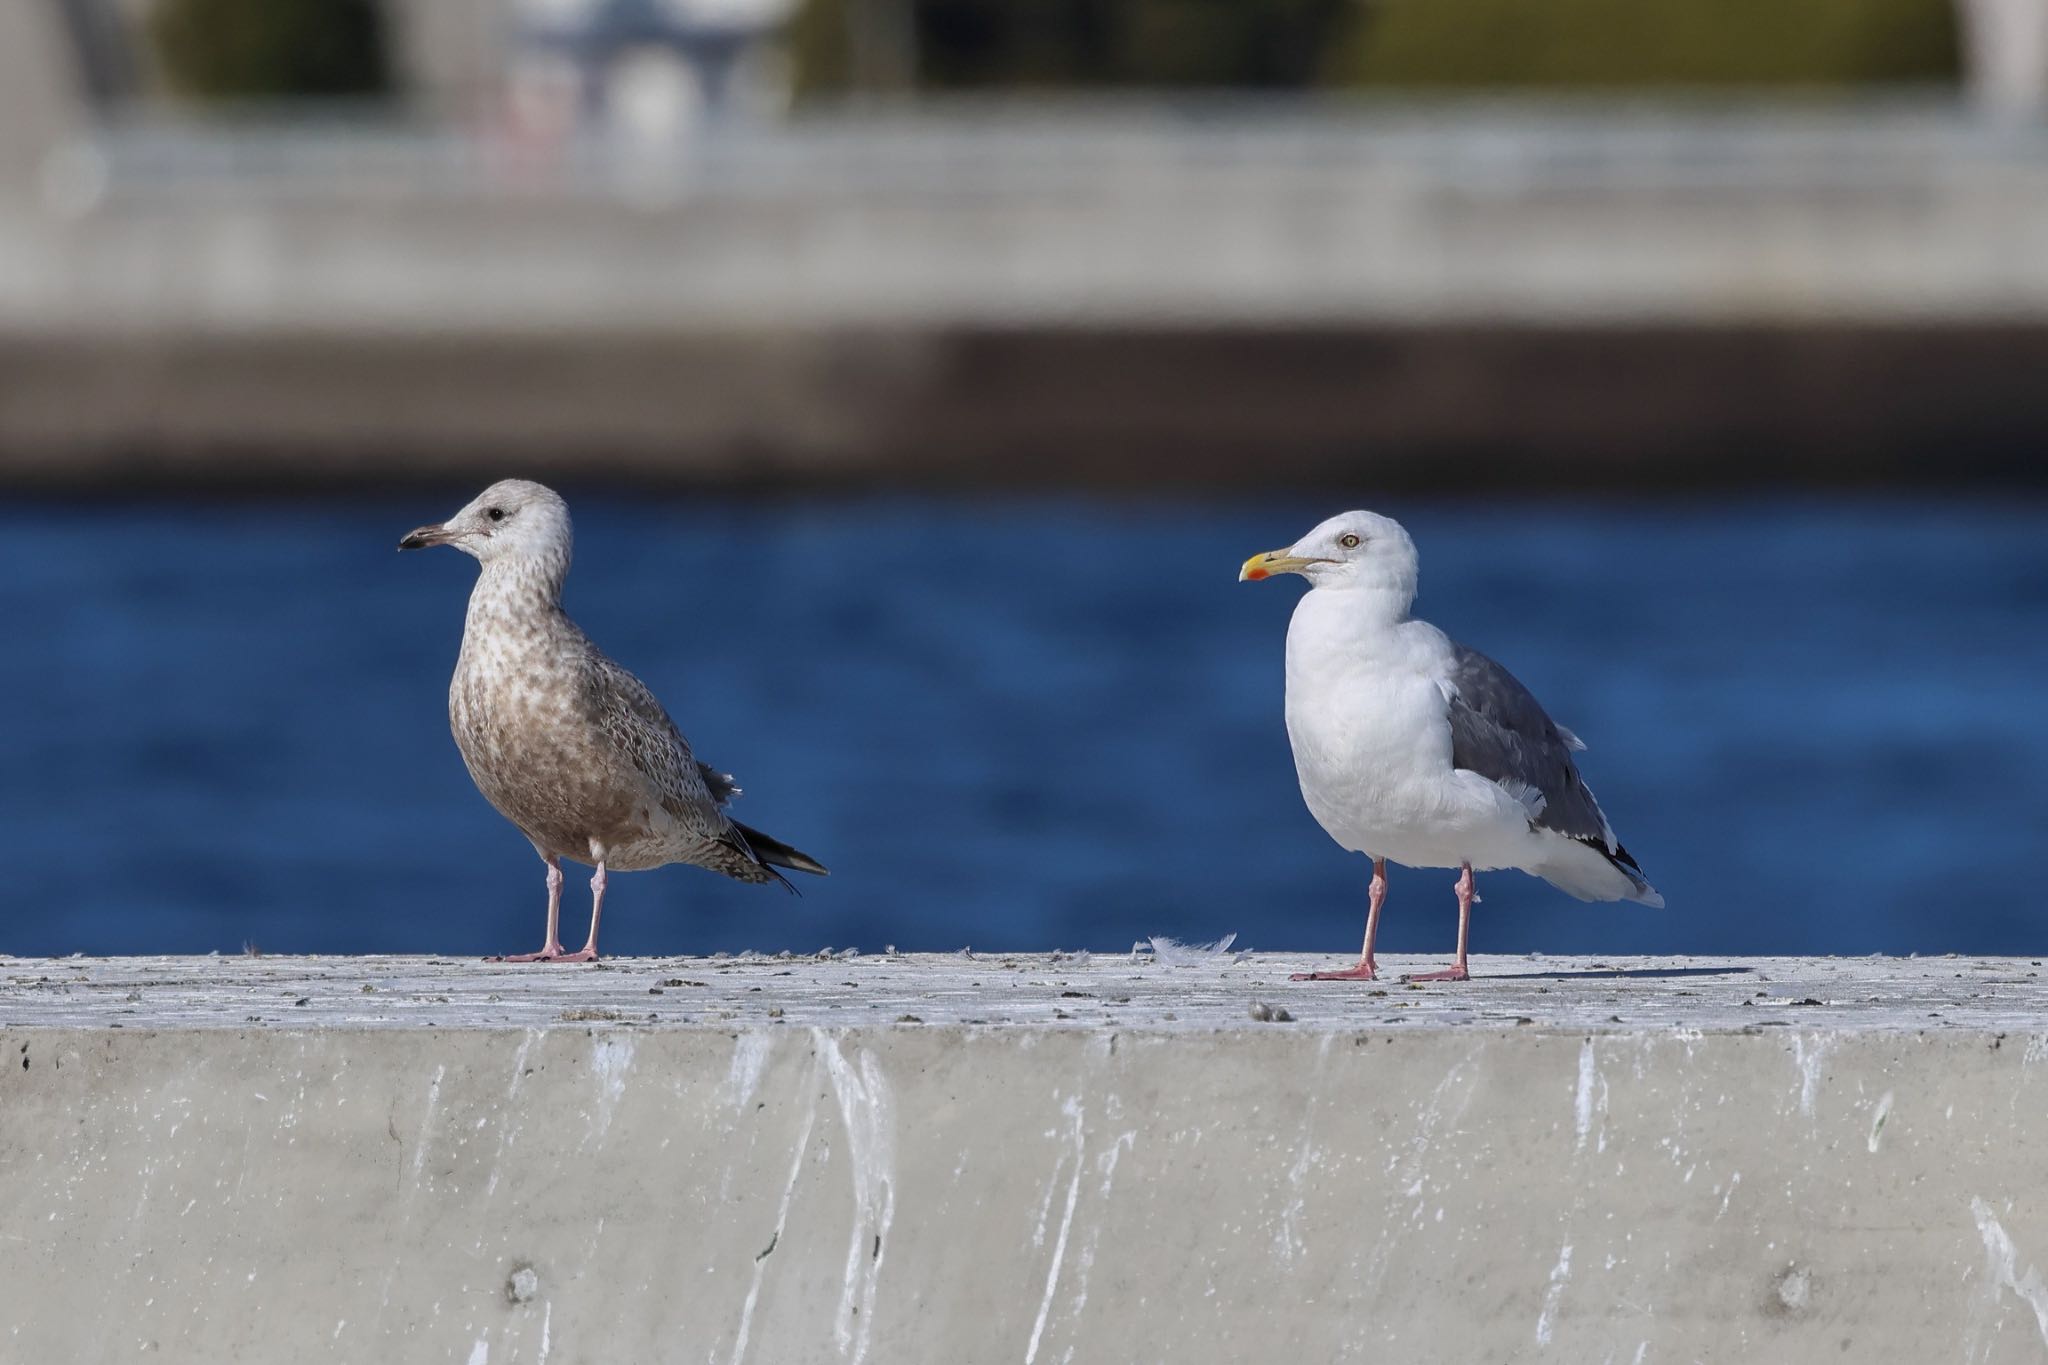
(487, 507), (506, 522)
(1338, 533), (1361, 549)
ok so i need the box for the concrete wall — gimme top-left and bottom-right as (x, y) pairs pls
(5, 954), (2048, 1363)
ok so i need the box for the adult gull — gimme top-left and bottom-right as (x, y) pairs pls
(401, 479), (826, 961)
(1240, 510), (1660, 982)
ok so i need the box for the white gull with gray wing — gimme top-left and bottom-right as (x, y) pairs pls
(1241, 510), (1660, 983)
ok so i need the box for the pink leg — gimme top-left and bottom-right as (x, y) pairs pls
(545, 861), (607, 964)
(490, 857), (568, 963)
(1293, 857), (1387, 982)
(1404, 862), (1474, 983)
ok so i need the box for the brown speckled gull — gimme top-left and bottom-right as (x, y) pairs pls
(400, 479), (826, 961)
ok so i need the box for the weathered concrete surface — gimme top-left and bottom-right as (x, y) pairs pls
(4, 953), (2048, 1363)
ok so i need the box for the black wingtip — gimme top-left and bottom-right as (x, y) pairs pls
(730, 820), (830, 880)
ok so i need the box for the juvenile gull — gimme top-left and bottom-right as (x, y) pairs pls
(1240, 511), (1660, 983)
(401, 480), (826, 961)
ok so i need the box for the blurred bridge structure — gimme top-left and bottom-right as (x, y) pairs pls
(5, 0), (2048, 489)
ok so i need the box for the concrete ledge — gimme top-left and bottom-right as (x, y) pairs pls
(5, 954), (2047, 1362)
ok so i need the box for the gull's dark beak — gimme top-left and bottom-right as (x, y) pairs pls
(398, 523), (451, 551)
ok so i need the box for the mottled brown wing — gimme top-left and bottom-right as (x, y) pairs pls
(579, 653), (727, 837)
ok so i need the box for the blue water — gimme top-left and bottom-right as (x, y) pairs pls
(4, 493), (2044, 960)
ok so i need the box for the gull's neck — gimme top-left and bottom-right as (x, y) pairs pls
(465, 552), (570, 633)
(1302, 581), (1413, 634)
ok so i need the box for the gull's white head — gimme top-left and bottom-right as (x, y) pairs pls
(1238, 510), (1418, 602)
(399, 479), (573, 569)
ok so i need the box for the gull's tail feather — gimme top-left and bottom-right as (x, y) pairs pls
(1609, 869), (1666, 909)
(732, 821), (830, 878)
(1535, 835), (1663, 907)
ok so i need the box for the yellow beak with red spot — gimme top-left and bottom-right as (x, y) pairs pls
(1239, 549), (1330, 582)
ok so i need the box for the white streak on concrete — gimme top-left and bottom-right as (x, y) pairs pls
(1535, 1244), (1573, 1346)
(1716, 1171), (1741, 1220)
(1277, 1138), (1316, 1263)
(538, 1302), (552, 1365)
(1792, 1035), (1835, 1118)
(730, 1078), (819, 1365)
(483, 1030), (540, 1202)
(1972, 1197), (2048, 1349)
(409, 1065), (447, 1192)
(1030, 1143), (1063, 1250)
(1065, 1131), (1135, 1333)
(726, 1033), (775, 1111)
(1574, 1041), (1602, 1153)
(818, 1033), (895, 1365)
(1027, 1097), (1086, 1365)
(466, 1338), (488, 1365)
(1097, 1131), (1135, 1199)
(1274, 1036), (1334, 1264)
(587, 1034), (635, 1145)
(1868, 1091), (1894, 1154)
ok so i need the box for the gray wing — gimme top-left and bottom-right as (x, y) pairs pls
(580, 653), (773, 877)
(1441, 643), (1619, 855)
